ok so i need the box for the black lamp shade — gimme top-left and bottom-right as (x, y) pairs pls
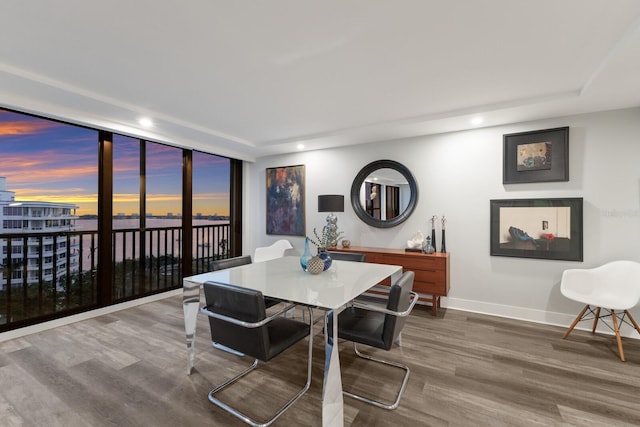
(318, 195), (344, 212)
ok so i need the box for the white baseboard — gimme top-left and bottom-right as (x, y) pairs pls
(0, 289), (182, 343)
(444, 297), (640, 340)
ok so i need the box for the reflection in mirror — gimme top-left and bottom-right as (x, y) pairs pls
(360, 168), (410, 221)
(350, 160), (418, 228)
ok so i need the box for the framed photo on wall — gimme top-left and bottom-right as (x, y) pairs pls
(490, 198), (583, 261)
(266, 164), (305, 236)
(503, 127), (569, 184)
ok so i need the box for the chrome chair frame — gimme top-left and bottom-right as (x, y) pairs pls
(211, 255), (281, 308)
(200, 300), (313, 427)
(327, 251), (366, 262)
(339, 289), (418, 410)
(209, 254), (281, 357)
(210, 254), (253, 271)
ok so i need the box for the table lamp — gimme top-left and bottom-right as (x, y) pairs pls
(317, 195), (344, 248)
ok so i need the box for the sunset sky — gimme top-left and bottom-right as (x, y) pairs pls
(0, 109), (230, 216)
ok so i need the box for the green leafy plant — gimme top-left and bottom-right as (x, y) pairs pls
(308, 226), (345, 249)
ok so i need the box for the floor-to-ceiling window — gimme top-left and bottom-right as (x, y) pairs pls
(111, 134), (141, 300)
(0, 108), (238, 332)
(0, 109), (98, 327)
(192, 150), (231, 274)
(142, 141), (184, 294)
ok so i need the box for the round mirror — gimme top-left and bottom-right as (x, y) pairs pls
(350, 160), (418, 228)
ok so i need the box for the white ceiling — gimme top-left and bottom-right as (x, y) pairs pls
(1, 1), (640, 161)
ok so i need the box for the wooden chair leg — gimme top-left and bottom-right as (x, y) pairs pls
(625, 310), (640, 335)
(563, 305), (590, 339)
(610, 309), (625, 362)
(591, 307), (601, 333)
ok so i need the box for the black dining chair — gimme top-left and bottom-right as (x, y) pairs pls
(201, 281), (313, 427)
(337, 270), (418, 410)
(328, 250), (391, 306)
(210, 254), (252, 271)
(209, 255), (282, 357)
(211, 255), (281, 309)
(328, 251), (367, 262)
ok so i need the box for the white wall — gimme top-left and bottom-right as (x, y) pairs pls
(246, 107), (640, 336)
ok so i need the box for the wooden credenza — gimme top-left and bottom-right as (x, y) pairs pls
(336, 246), (449, 316)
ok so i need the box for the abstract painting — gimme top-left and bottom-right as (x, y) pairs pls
(266, 165), (305, 235)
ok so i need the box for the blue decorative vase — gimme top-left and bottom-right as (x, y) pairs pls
(300, 237), (312, 271)
(423, 236), (435, 254)
(318, 248), (332, 271)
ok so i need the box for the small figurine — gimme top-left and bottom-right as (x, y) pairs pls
(407, 230), (425, 249)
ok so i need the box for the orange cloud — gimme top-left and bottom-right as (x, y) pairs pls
(146, 193), (182, 202)
(12, 187), (89, 196)
(0, 119), (60, 136)
(193, 192), (229, 201)
(36, 194), (97, 205)
(1, 164), (97, 185)
(113, 193), (140, 203)
(113, 164), (139, 173)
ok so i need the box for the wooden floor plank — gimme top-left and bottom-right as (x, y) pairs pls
(1, 295), (639, 426)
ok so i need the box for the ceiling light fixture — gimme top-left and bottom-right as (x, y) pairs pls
(138, 117), (153, 127)
(471, 117), (484, 125)
(296, 143), (305, 150)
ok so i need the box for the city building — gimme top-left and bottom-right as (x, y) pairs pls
(0, 177), (79, 290)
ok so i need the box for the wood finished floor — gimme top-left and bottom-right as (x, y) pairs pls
(1, 294), (640, 427)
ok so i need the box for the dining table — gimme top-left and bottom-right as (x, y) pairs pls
(182, 255), (402, 427)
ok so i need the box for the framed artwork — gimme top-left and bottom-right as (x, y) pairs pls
(503, 127), (569, 184)
(490, 198), (583, 261)
(266, 164), (305, 235)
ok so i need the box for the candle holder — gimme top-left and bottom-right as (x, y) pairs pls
(441, 215), (447, 253)
(430, 215), (438, 252)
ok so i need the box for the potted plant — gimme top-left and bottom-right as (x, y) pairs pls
(308, 226), (344, 251)
(306, 226), (345, 271)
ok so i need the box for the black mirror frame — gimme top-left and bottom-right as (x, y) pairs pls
(350, 159), (418, 228)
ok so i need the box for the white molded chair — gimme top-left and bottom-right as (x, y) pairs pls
(561, 260), (640, 361)
(253, 239), (293, 263)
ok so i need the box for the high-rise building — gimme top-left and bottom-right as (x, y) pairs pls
(0, 177), (79, 290)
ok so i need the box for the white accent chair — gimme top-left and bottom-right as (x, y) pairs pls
(253, 239), (293, 263)
(561, 260), (640, 361)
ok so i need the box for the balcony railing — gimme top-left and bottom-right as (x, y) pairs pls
(0, 222), (230, 331)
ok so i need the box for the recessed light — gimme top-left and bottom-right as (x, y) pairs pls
(471, 117), (484, 125)
(296, 143), (305, 150)
(139, 117), (153, 127)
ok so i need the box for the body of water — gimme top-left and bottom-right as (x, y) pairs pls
(74, 218), (230, 271)
(74, 217), (227, 231)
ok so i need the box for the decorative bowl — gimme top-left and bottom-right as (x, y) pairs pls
(307, 256), (325, 274)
